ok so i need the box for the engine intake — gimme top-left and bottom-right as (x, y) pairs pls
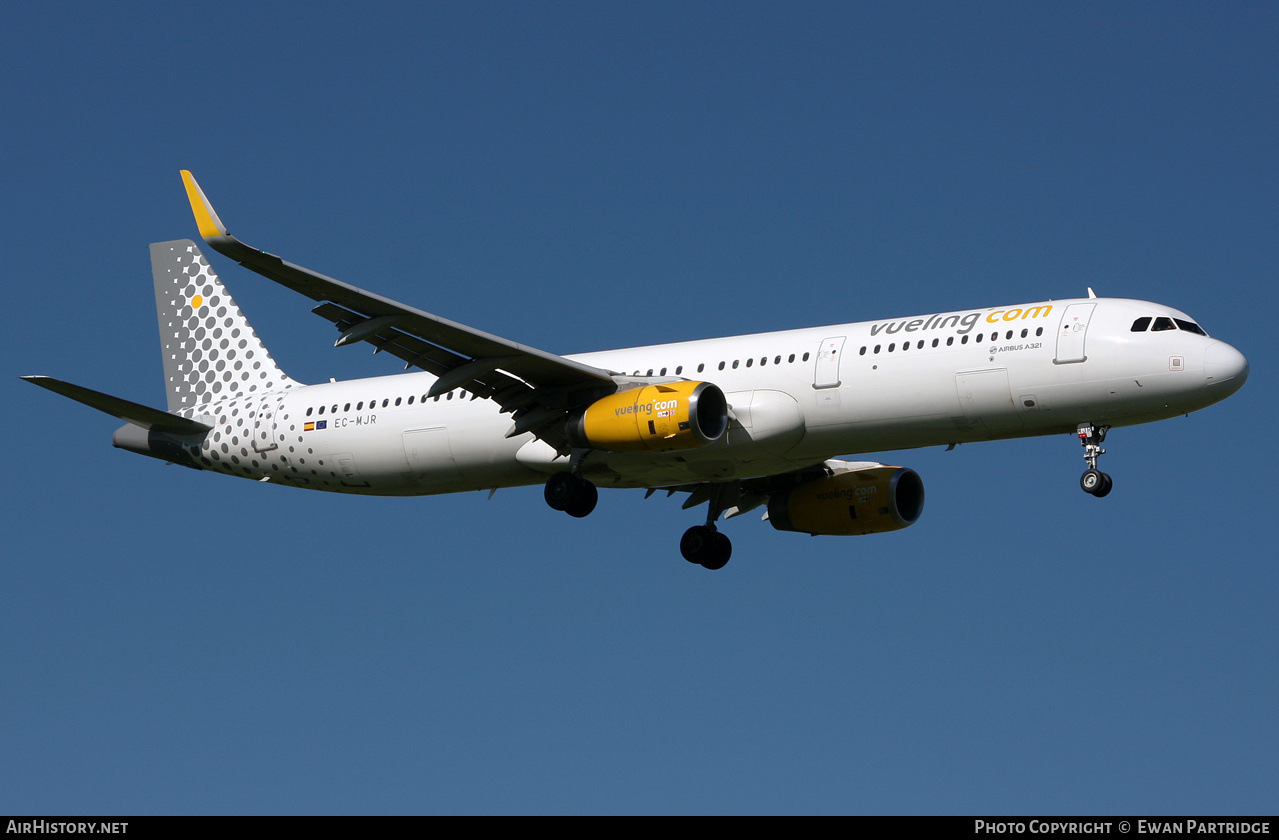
(567, 381), (728, 453)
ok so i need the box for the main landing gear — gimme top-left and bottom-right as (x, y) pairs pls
(1077, 422), (1113, 498)
(680, 525), (732, 571)
(544, 471), (597, 518)
(544, 470), (735, 571)
(679, 482), (734, 570)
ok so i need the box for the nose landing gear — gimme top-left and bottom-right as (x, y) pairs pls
(1077, 422), (1113, 497)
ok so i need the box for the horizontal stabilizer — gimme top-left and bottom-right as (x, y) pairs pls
(22, 376), (212, 435)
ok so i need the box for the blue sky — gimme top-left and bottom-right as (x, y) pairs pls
(3, 2), (1275, 814)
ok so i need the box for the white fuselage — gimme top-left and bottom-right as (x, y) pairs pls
(179, 297), (1246, 496)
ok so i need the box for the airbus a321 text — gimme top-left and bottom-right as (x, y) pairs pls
(24, 172), (1250, 570)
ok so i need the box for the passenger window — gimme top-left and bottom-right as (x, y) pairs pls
(732, 360), (739, 369)
(697, 363), (704, 373)
(646, 369), (653, 377)
(874, 345), (881, 354)
(1175, 319), (1206, 336)
(1152, 317), (1175, 332)
(932, 339), (938, 347)
(1036, 327), (1043, 336)
(395, 397), (402, 406)
(408, 396), (415, 405)
(788, 354), (795, 363)
(660, 368), (666, 376)
(859, 346), (867, 355)
(918, 340), (925, 349)
(318, 406), (325, 415)
(675, 366), (683, 375)
(745, 358), (753, 367)
(718, 362), (725, 370)
(760, 357), (767, 366)
(946, 337), (953, 346)
(331, 405), (338, 413)
(306, 407), (313, 416)
(1131, 317), (1152, 332)
(802, 352), (810, 361)
(902, 341), (909, 351)
(1020, 329), (1027, 338)
(888, 343), (896, 352)
(961, 335), (969, 344)
(344, 403), (351, 412)
(1005, 331), (1012, 340)
(774, 356), (781, 365)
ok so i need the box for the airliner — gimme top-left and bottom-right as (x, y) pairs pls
(23, 172), (1250, 570)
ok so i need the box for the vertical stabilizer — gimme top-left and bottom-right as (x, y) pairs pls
(150, 239), (299, 413)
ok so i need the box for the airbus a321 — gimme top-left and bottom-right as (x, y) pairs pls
(24, 172), (1250, 570)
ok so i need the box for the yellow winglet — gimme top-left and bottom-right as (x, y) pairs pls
(180, 170), (227, 239)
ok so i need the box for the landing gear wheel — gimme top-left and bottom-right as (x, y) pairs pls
(544, 472), (596, 516)
(680, 526), (709, 565)
(565, 481), (598, 518)
(702, 532), (732, 570)
(1095, 472), (1113, 498)
(544, 472), (576, 511)
(1080, 469), (1113, 497)
(680, 525), (732, 570)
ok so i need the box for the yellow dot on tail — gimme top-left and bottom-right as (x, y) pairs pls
(190, 294), (203, 309)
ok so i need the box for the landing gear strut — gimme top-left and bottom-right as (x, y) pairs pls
(544, 471), (598, 518)
(1077, 422), (1113, 497)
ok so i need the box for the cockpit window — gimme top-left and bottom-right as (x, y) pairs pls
(1175, 318), (1207, 336)
(1131, 317), (1152, 332)
(1151, 317), (1176, 332)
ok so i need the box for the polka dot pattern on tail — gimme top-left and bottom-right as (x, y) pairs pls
(150, 240), (297, 413)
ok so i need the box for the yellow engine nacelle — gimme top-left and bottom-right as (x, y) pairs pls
(767, 467), (925, 536)
(566, 381), (728, 453)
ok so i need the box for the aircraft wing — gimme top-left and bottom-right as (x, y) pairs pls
(180, 171), (618, 453)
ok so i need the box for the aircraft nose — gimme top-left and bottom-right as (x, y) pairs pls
(1204, 341), (1249, 393)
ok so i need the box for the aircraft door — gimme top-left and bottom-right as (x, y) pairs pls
(1055, 303), (1096, 364)
(252, 395), (282, 453)
(813, 337), (846, 389)
(955, 368), (1023, 431)
(403, 427), (463, 482)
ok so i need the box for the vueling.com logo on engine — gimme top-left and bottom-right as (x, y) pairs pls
(615, 399), (680, 418)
